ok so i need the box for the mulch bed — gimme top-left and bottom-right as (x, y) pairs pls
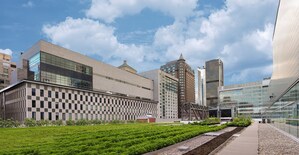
(184, 127), (244, 155)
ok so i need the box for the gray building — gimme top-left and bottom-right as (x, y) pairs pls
(140, 70), (178, 119)
(205, 59), (224, 109)
(219, 78), (270, 118)
(0, 40), (157, 122)
(266, 0), (299, 138)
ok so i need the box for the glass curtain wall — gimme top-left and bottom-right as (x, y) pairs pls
(266, 81), (299, 138)
(28, 51), (93, 90)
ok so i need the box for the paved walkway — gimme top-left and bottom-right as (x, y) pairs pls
(216, 122), (258, 155)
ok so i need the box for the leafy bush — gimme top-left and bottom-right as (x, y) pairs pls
(227, 116), (251, 127)
(0, 118), (20, 128)
(191, 117), (220, 126)
(75, 119), (89, 126)
(24, 118), (37, 127)
(66, 120), (75, 126)
(53, 120), (63, 126)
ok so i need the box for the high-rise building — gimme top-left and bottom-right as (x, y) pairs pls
(0, 53), (16, 89)
(0, 40), (157, 122)
(140, 70), (178, 119)
(205, 59), (224, 109)
(197, 67), (206, 106)
(265, 0), (299, 138)
(160, 54), (195, 118)
(219, 78), (270, 118)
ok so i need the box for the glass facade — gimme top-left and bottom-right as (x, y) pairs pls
(266, 81), (299, 138)
(28, 52), (93, 90)
(219, 80), (269, 118)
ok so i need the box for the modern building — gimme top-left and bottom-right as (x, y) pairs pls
(219, 78), (270, 118)
(205, 59), (224, 109)
(140, 69), (178, 119)
(160, 54), (195, 118)
(118, 60), (137, 74)
(0, 40), (157, 122)
(265, 0), (299, 138)
(0, 53), (16, 89)
(197, 67), (206, 106)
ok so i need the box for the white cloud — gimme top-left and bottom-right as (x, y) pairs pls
(42, 17), (159, 70)
(22, 1), (34, 8)
(85, 0), (197, 23)
(43, 0), (279, 84)
(0, 49), (13, 56)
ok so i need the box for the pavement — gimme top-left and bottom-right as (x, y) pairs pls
(216, 121), (258, 155)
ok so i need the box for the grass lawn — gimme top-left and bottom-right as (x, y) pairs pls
(0, 123), (226, 155)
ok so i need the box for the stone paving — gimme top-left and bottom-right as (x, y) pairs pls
(258, 124), (299, 155)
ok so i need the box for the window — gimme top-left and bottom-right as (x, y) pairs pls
(55, 103), (59, 109)
(75, 94), (77, 100)
(62, 93), (65, 99)
(32, 112), (36, 120)
(56, 113), (59, 120)
(48, 91), (51, 97)
(55, 92), (59, 98)
(75, 104), (77, 110)
(41, 112), (44, 120)
(69, 113), (72, 120)
(62, 113), (66, 120)
(80, 104), (83, 110)
(49, 112), (52, 120)
(32, 88), (36, 96)
(48, 102), (52, 108)
(69, 94), (71, 100)
(69, 103), (72, 109)
(40, 101), (44, 108)
(40, 90), (44, 97)
(32, 100), (36, 107)
(62, 103), (65, 109)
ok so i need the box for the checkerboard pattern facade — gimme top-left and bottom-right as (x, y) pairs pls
(1, 81), (157, 122)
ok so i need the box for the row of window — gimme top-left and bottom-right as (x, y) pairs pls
(31, 112), (137, 121)
(31, 89), (152, 107)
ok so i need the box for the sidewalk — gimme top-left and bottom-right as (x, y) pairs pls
(216, 122), (258, 155)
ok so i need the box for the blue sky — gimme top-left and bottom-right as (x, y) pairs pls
(0, 0), (279, 85)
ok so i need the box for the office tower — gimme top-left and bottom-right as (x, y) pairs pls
(160, 54), (195, 118)
(0, 40), (157, 122)
(205, 59), (224, 109)
(118, 60), (137, 74)
(140, 70), (178, 119)
(0, 53), (16, 89)
(198, 67), (206, 106)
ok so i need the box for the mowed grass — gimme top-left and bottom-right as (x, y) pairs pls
(0, 123), (226, 155)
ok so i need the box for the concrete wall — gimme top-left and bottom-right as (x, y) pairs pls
(20, 40), (154, 100)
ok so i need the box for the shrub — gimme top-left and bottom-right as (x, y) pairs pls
(75, 119), (89, 126)
(24, 118), (37, 127)
(66, 120), (75, 126)
(191, 117), (220, 126)
(227, 116), (251, 127)
(52, 120), (63, 126)
(0, 118), (20, 128)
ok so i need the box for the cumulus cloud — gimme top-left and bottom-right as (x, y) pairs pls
(85, 0), (197, 23)
(42, 17), (159, 70)
(0, 49), (13, 56)
(43, 0), (278, 84)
